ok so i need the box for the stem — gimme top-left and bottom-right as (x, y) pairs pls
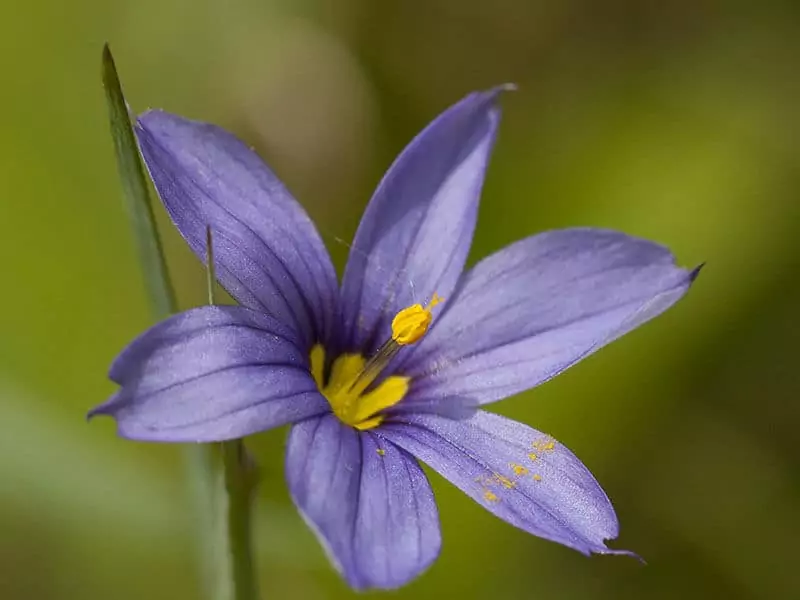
(222, 441), (259, 600)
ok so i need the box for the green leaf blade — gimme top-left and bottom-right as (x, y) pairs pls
(102, 43), (176, 320)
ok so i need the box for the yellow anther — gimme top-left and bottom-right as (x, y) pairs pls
(390, 293), (443, 346)
(483, 490), (499, 503)
(533, 438), (556, 452)
(532, 474), (542, 482)
(391, 304), (430, 345)
(528, 452), (538, 462)
(376, 448), (385, 456)
(510, 463), (529, 477)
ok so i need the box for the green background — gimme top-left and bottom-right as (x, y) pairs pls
(1, 1), (798, 598)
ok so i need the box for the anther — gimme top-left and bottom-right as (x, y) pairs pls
(348, 293), (444, 395)
(391, 293), (443, 346)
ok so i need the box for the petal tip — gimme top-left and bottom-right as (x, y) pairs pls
(598, 547), (646, 565)
(86, 397), (117, 422)
(86, 407), (107, 424)
(484, 83), (517, 103)
(689, 262), (705, 282)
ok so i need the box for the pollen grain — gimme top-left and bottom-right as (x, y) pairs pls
(532, 438), (556, 453)
(510, 463), (529, 477)
(493, 473), (516, 489)
(483, 490), (499, 503)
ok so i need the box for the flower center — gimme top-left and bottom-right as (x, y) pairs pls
(310, 294), (443, 430)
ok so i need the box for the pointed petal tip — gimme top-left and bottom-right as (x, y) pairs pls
(690, 262), (705, 281)
(86, 397), (117, 422)
(483, 83), (517, 104)
(597, 546), (645, 564)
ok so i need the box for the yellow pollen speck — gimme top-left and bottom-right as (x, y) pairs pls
(532, 474), (542, 482)
(376, 448), (385, 456)
(493, 473), (516, 489)
(483, 490), (499, 503)
(391, 293), (443, 345)
(510, 463), (529, 477)
(533, 438), (556, 453)
(528, 452), (538, 462)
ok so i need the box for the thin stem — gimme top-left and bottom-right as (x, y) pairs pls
(222, 441), (259, 600)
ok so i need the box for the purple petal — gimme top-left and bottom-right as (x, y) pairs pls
(286, 415), (440, 590)
(89, 306), (327, 442)
(402, 228), (699, 404)
(339, 87), (508, 353)
(135, 111), (339, 349)
(381, 411), (630, 556)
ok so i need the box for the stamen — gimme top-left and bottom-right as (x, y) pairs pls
(310, 294), (443, 431)
(350, 293), (444, 393)
(391, 293), (443, 346)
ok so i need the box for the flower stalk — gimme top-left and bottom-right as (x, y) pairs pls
(221, 440), (259, 600)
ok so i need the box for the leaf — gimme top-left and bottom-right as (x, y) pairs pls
(101, 43), (176, 320)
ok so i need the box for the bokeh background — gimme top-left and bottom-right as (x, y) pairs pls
(2, 1), (799, 598)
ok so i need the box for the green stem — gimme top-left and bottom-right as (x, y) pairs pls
(222, 441), (259, 600)
(102, 46), (260, 600)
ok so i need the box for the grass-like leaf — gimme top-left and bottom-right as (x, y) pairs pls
(101, 43), (176, 319)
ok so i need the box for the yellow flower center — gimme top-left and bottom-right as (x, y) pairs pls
(310, 294), (443, 430)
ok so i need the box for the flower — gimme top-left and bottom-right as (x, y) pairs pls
(90, 86), (699, 590)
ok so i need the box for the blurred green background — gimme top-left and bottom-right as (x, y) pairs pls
(2, 1), (798, 598)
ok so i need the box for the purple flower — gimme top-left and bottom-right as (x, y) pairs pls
(90, 87), (698, 590)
